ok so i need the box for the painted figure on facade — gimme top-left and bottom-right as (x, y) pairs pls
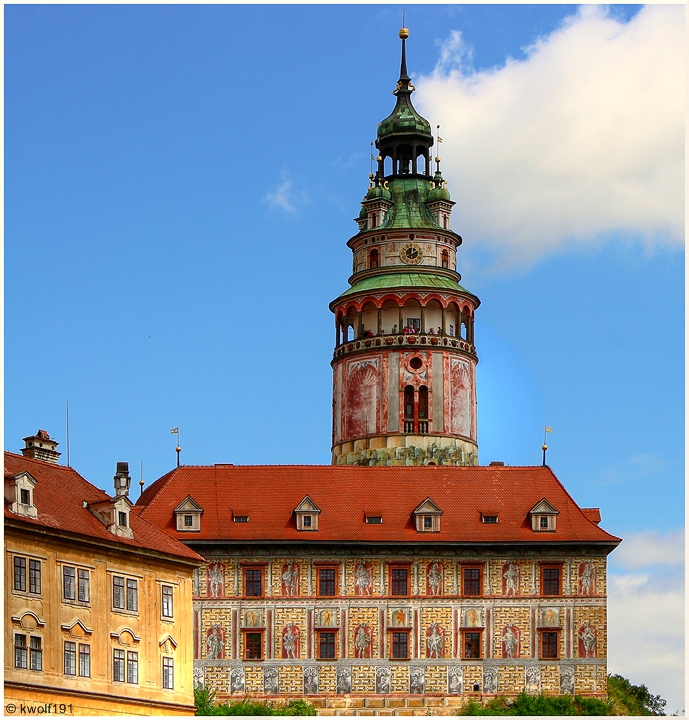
(525, 666), (540, 694)
(426, 622), (444, 658)
(281, 562), (299, 596)
(282, 624), (300, 659)
(503, 562), (519, 596)
(542, 608), (559, 627)
(579, 562), (595, 595)
(578, 622), (597, 658)
(206, 625), (224, 660)
(304, 667), (318, 695)
(354, 561), (373, 595)
(244, 609), (263, 628)
(337, 666), (352, 694)
(264, 666), (279, 695)
(502, 624), (519, 659)
(230, 667), (245, 694)
(465, 608), (481, 627)
(410, 667), (425, 694)
(448, 667), (463, 694)
(560, 666), (576, 694)
(318, 609), (336, 627)
(354, 624), (372, 658)
(376, 666), (391, 694)
(207, 561), (224, 598)
(391, 608), (409, 626)
(483, 666), (498, 694)
(427, 562), (443, 595)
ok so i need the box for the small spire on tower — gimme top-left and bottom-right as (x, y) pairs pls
(399, 26), (410, 83)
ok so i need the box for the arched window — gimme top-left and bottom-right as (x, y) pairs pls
(370, 249), (379, 269)
(404, 386), (414, 419)
(418, 386), (428, 419)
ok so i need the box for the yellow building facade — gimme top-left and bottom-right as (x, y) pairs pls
(4, 437), (203, 716)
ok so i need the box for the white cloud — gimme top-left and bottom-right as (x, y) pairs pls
(415, 5), (684, 270)
(607, 566), (685, 713)
(265, 179), (296, 213)
(612, 527), (684, 570)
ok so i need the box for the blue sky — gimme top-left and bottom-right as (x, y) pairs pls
(4, 4), (684, 710)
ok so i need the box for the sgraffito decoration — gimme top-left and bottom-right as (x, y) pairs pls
(426, 623), (444, 658)
(578, 622), (597, 658)
(353, 624), (373, 658)
(579, 562), (596, 595)
(263, 666), (278, 695)
(560, 665), (576, 694)
(450, 358), (472, 437)
(354, 561), (373, 596)
(540, 608), (560, 628)
(281, 624), (300, 659)
(525, 666), (541, 694)
(281, 562), (300, 597)
(483, 666), (498, 694)
(316, 608), (338, 628)
(410, 666), (425, 694)
(336, 665), (352, 694)
(230, 667), (245, 694)
(462, 608), (483, 628)
(345, 360), (379, 438)
(501, 624), (520, 659)
(390, 607), (411, 627)
(502, 562), (519, 596)
(243, 609), (264, 628)
(193, 666), (204, 688)
(448, 666), (463, 695)
(426, 561), (444, 595)
(376, 666), (391, 694)
(207, 561), (225, 598)
(303, 666), (319, 695)
(205, 625), (224, 660)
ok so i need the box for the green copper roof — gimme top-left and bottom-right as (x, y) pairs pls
(369, 177), (439, 231)
(337, 272), (469, 299)
(377, 92), (432, 140)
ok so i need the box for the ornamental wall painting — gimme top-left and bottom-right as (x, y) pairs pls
(426, 622), (445, 658)
(376, 666), (391, 694)
(303, 666), (318, 695)
(281, 561), (300, 597)
(483, 666), (498, 694)
(316, 608), (338, 628)
(354, 561), (373, 596)
(206, 561), (225, 598)
(353, 623), (373, 658)
(389, 607), (411, 627)
(578, 562), (596, 595)
(263, 666), (279, 695)
(501, 624), (520, 659)
(540, 607), (560, 628)
(525, 666), (541, 694)
(450, 359), (472, 437)
(560, 665), (575, 694)
(205, 625), (225, 660)
(281, 624), (300, 659)
(578, 622), (597, 658)
(243, 609), (264, 628)
(426, 561), (444, 595)
(410, 666), (425, 694)
(345, 360), (379, 438)
(462, 608), (483, 628)
(502, 562), (520, 596)
(336, 666), (352, 694)
(448, 666), (463, 695)
(230, 667), (246, 694)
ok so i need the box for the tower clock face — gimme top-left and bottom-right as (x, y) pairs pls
(400, 242), (423, 265)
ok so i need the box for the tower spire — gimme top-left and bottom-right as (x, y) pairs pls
(399, 26), (410, 84)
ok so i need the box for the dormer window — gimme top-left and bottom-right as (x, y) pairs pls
(174, 496), (203, 532)
(233, 515), (249, 523)
(294, 495), (321, 531)
(5, 471), (38, 519)
(365, 511), (383, 525)
(413, 498), (442, 533)
(481, 512), (499, 524)
(530, 499), (559, 532)
(118, 511), (128, 528)
(20, 488), (31, 505)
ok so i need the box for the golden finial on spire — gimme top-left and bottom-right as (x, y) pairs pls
(399, 27), (409, 40)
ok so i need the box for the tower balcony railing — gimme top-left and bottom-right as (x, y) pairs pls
(334, 331), (476, 359)
(404, 419), (429, 434)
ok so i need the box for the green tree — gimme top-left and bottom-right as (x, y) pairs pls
(194, 686), (316, 716)
(607, 674), (666, 716)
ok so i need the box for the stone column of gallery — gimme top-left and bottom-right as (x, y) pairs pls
(330, 28), (480, 467)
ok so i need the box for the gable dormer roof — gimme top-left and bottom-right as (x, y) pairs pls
(174, 496), (204, 513)
(529, 498), (559, 515)
(294, 495), (321, 514)
(413, 497), (442, 516)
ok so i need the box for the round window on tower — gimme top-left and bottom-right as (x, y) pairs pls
(408, 356), (425, 372)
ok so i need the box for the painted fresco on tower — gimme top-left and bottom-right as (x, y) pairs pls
(281, 561), (300, 596)
(345, 360), (379, 438)
(426, 561), (444, 595)
(450, 359), (472, 437)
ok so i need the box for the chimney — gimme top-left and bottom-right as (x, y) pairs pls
(21, 429), (61, 464)
(114, 462), (131, 498)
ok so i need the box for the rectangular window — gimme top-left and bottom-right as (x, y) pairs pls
(79, 644), (91, 677)
(20, 488), (31, 505)
(391, 631), (409, 659)
(462, 567), (482, 596)
(319, 631), (336, 659)
(244, 632), (263, 660)
(391, 568), (409, 596)
(113, 576), (125, 609)
(30, 637), (42, 671)
(541, 631), (559, 659)
(423, 516), (433, 529)
(365, 516), (382, 524)
(78, 569), (90, 602)
(162, 585), (174, 618)
(184, 514), (193, 526)
(318, 568), (336, 597)
(127, 651), (139, 684)
(14, 557), (26, 592)
(540, 516), (549, 529)
(303, 515), (312, 528)
(63, 566), (76, 600)
(64, 641), (76, 675)
(463, 631), (482, 659)
(113, 649), (125, 682)
(234, 515), (249, 523)
(29, 560), (41, 594)
(126, 579), (138, 611)
(244, 568), (263, 597)
(14, 634), (27, 669)
(542, 567), (561, 596)
(118, 511), (127, 527)
(482, 515), (498, 524)
(162, 657), (174, 689)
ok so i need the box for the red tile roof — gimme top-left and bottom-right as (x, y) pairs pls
(4, 452), (203, 563)
(136, 464), (620, 547)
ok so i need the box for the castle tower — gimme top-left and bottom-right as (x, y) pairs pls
(330, 28), (480, 467)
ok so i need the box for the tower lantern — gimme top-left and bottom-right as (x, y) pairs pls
(330, 29), (480, 467)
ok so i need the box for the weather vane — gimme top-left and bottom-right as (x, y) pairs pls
(171, 427), (181, 467)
